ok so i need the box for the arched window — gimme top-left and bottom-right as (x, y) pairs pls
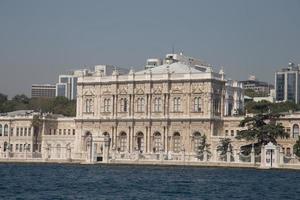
(286, 147), (291, 156)
(120, 98), (128, 112)
(56, 144), (61, 158)
(193, 132), (201, 152)
(136, 132), (144, 152)
(173, 97), (181, 112)
(3, 142), (8, 152)
(137, 98), (145, 112)
(154, 97), (161, 112)
(173, 132), (181, 153)
(194, 97), (201, 112)
(293, 124), (299, 138)
(4, 124), (8, 136)
(104, 98), (111, 112)
(0, 125), (2, 136)
(153, 132), (161, 152)
(103, 132), (109, 137)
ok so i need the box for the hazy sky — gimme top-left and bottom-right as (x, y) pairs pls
(0, 0), (300, 98)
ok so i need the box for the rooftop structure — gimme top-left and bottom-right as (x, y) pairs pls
(31, 84), (56, 98)
(275, 62), (300, 103)
(240, 75), (273, 95)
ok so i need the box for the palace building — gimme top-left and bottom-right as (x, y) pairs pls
(1, 53), (299, 165)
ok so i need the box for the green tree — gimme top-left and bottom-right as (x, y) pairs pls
(245, 101), (300, 114)
(236, 112), (289, 153)
(197, 135), (211, 158)
(293, 137), (300, 157)
(0, 93), (7, 104)
(217, 138), (232, 157)
(12, 94), (30, 104)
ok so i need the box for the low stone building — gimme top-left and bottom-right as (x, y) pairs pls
(0, 110), (42, 159)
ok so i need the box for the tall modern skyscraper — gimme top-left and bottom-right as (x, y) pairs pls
(275, 63), (300, 103)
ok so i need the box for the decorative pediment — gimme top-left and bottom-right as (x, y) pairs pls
(153, 87), (162, 94)
(102, 87), (111, 94)
(84, 90), (95, 96)
(118, 88), (127, 95)
(135, 88), (144, 95)
(171, 86), (183, 94)
(192, 87), (203, 94)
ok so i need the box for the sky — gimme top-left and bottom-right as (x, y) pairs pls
(0, 0), (300, 98)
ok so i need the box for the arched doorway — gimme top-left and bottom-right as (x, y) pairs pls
(136, 132), (144, 152)
(193, 132), (201, 152)
(153, 132), (161, 153)
(173, 132), (181, 153)
(83, 132), (92, 161)
(119, 132), (127, 152)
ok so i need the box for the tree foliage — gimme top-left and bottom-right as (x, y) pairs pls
(237, 113), (289, 147)
(293, 138), (300, 157)
(217, 138), (232, 156)
(197, 135), (211, 155)
(245, 100), (300, 114)
(0, 93), (76, 116)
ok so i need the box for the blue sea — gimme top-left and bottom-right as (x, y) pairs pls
(0, 163), (299, 200)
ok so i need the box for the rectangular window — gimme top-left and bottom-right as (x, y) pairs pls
(20, 128), (23, 136)
(16, 144), (19, 151)
(54, 129), (56, 135)
(10, 128), (13, 136)
(68, 129), (71, 135)
(17, 128), (19, 136)
(173, 97), (181, 112)
(20, 144), (23, 152)
(73, 129), (75, 135)
(28, 128), (31, 136)
(63, 129), (66, 135)
(24, 128), (27, 136)
(59, 129), (62, 135)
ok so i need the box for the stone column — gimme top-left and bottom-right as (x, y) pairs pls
(127, 126), (130, 153)
(226, 147), (231, 163)
(203, 146), (208, 162)
(260, 145), (266, 168)
(103, 136), (110, 163)
(250, 144), (255, 164)
(279, 146), (284, 165)
(234, 148), (239, 163)
(212, 148), (218, 162)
